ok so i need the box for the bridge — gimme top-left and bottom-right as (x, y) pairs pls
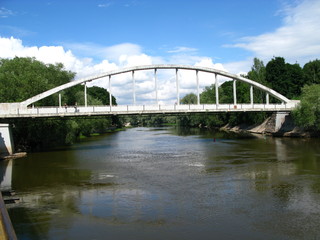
(0, 64), (300, 156)
(0, 64), (299, 119)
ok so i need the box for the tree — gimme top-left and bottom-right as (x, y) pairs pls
(292, 84), (320, 131)
(200, 84), (222, 104)
(303, 59), (320, 85)
(265, 57), (304, 99)
(87, 86), (117, 105)
(247, 58), (267, 85)
(219, 80), (250, 104)
(180, 93), (197, 104)
(0, 57), (75, 105)
(246, 58), (268, 103)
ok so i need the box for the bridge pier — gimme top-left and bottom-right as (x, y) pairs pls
(0, 124), (14, 158)
(275, 112), (290, 132)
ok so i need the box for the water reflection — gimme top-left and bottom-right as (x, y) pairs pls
(3, 127), (320, 240)
(0, 159), (13, 190)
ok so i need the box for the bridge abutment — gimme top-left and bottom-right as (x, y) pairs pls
(0, 124), (15, 158)
(275, 112), (290, 132)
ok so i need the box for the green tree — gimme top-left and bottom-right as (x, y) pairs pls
(292, 84), (320, 131)
(247, 58), (267, 85)
(246, 58), (268, 103)
(265, 57), (287, 95)
(200, 84), (222, 104)
(0, 57), (75, 105)
(87, 86), (117, 105)
(219, 80), (250, 104)
(265, 57), (304, 99)
(180, 93), (197, 104)
(303, 59), (320, 85)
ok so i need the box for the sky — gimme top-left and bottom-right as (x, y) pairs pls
(0, 0), (320, 105)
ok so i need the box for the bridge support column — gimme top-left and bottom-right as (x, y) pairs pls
(196, 70), (200, 105)
(132, 71), (136, 105)
(275, 112), (290, 132)
(0, 124), (14, 157)
(176, 69), (180, 105)
(59, 93), (61, 108)
(233, 79), (237, 105)
(154, 69), (159, 105)
(84, 82), (87, 107)
(109, 75), (112, 107)
(215, 73), (219, 105)
(250, 85), (253, 106)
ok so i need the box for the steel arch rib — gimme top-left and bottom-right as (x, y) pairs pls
(21, 64), (290, 106)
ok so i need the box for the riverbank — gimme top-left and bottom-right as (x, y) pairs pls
(220, 113), (317, 137)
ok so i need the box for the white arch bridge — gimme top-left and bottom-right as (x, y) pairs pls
(0, 64), (299, 119)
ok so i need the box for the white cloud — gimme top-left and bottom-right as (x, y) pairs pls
(0, 36), (233, 105)
(0, 7), (14, 18)
(98, 3), (112, 8)
(227, 0), (320, 64)
(167, 46), (198, 54)
(63, 42), (143, 64)
(103, 43), (142, 63)
(119, 53), (153, 67)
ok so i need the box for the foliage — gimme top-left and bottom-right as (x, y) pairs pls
(246, 58), (269, 103)
(180, 93), (197, 104)
(303, 59), (320, 85)
(121, 115), (177, 127)
(247, 58), (267, 85)
(87, 86), (117, 105)
(176, 113), (225, 128)
(292, 84), (320, 131)
(0, 57), (75, 105)
(219, 80), (251, 104)
(200, 84), (221, 104)
(266, 57), (304, 99)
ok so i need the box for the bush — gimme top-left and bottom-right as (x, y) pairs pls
(292, 84), (320, 130)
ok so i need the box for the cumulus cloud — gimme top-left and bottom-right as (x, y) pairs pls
(64, 42), (143, 64)
(227, 0), (320, 64)
(0, 36), (231, 105)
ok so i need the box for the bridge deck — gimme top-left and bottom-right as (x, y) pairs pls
(0, 103), (296, 118)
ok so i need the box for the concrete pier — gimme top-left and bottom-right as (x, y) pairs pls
(275, 112), (290, 132)
(0, 124), (14, 158)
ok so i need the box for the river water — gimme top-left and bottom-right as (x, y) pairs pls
(1, 127), (320, 240)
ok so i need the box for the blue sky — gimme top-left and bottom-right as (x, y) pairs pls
(1, 0), (320, 104)
(1, 0), (283, 62)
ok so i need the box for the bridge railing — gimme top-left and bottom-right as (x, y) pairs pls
(0, 101), (299, 118)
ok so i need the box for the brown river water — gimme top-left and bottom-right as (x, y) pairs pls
(1, 127), (320, 240)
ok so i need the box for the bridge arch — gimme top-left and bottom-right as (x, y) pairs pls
(21, 64), (290, 107)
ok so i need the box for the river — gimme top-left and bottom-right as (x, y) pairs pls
(1, 127), (320, 240)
